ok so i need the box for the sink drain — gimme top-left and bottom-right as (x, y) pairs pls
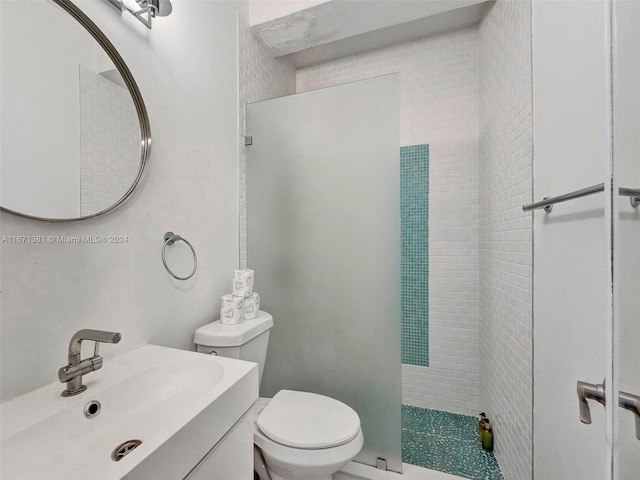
(84, 400), (101, 419)
(111, 439), (142, 462)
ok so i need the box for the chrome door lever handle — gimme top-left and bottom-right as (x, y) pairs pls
(577, 380), (606, 424)
(619, 391), (640, 441)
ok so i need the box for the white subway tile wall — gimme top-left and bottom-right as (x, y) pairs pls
(79, 66), (140, 216)
(238, 14), (296, 268)
(478, 1), (533, 479)
(297, 29), (481, 416)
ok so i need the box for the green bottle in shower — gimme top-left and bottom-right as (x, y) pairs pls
(481, 419), (494, 451)
(478, 412), (487, 440)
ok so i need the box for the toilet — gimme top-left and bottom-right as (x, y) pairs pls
(194, 311), (364, 480)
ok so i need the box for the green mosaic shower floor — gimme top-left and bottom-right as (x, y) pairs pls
(402, 405), (503, 480)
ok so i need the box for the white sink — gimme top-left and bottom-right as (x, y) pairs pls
(0, 345), (259, 480)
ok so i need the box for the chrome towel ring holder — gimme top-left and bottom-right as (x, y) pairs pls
(162, 232), (197, 280)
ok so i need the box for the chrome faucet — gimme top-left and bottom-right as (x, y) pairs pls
(58, 329), (122, 397)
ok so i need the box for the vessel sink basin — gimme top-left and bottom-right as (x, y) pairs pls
(0, 345), (258, 480)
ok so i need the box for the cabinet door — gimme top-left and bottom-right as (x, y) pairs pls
(614, 2), (640, 479)
(186, 411), (254, 480)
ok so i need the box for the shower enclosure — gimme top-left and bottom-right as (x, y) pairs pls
(244, 3), (640, 476)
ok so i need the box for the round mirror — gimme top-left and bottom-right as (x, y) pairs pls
(0, 0), (151, 221)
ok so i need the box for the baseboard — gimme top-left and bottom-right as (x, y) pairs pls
(336, 461), (467, 480)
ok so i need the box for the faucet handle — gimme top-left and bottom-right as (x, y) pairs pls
(59, 329), (122, 397)
(619, 391), (640, 441)
(89, 330), (121, 357)
(577, 379), (606, 424)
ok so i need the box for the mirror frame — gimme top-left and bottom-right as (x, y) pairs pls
(0, 0), (151, 222)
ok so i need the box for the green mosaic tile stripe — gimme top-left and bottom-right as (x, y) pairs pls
(402, 405), (504, 480)
(400, 144), (429, 366)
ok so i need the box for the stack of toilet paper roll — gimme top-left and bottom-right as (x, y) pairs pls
(219, 269), (261, 325)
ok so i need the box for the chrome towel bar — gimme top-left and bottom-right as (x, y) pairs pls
(523, 183), (640, 212)
(162, 232), (197, 280)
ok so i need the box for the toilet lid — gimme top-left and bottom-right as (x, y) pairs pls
(256, 390), (361, 449)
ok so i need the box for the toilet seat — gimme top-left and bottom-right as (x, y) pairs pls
(256, 390), (361, 449)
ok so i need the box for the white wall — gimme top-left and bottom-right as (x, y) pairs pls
(0, 0), (241, 402)
(297, 28), (481, 416)
(532, 1), (609, 478)
(477, 1), (533, 479)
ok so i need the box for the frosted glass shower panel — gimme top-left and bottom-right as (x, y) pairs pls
(246, 74), (402, 471)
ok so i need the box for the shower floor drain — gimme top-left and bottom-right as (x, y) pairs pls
(111, 439), (142, 462)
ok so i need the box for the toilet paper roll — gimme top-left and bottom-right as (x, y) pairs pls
(243, 292), (260, 319)
(220, 294), (244, 325)
(232, 269), (255, 297)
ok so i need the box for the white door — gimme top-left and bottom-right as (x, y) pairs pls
(532, 1), (611, 478)
(613, 2), (640, 478)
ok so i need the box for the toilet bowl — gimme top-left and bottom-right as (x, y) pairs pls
(194, 312), (364, 479)
(252, 393), (364, 480)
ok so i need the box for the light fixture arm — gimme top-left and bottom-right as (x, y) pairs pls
(104, 0), (172, 29)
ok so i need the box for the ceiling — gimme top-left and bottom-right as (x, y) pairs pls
(250, 0), (495, 68)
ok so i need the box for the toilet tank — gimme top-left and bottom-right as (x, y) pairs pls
(194, 311), (273, 386)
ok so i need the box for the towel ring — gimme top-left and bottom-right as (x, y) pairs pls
(162, 232), (197, 280)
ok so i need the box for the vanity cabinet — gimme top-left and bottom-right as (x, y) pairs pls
(123, 371), (257, 480)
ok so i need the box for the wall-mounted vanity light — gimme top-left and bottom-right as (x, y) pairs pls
(105, 0), (172, 29)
